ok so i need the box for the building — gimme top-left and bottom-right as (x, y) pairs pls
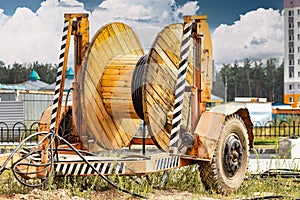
(234, 97), (272, 125)
(0, 69), (74, 125)
(284, 0), (300, 107)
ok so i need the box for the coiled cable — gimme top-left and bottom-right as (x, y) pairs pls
(0, 131), (147, 199)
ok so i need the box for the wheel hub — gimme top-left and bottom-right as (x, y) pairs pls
(223, 134), (243, 177)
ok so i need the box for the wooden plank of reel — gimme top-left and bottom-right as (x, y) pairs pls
(73, 23), (144, 151)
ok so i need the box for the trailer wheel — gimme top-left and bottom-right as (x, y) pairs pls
(199, 114), (249, 194)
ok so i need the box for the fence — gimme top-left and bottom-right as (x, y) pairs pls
(1, 120), (299, 145)
(253, 121), (300, 138)
(0, 121), (39, 145)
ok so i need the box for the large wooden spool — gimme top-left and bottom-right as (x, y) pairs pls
(73, 23), (144, 151)
(73, 22), (194, 152)
(143, 24), (194, 151)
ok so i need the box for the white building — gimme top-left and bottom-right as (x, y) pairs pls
(234, 97), (272, 126)
(284, 0), (300, 107)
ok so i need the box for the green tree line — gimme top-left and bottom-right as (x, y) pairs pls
(0, 61), (57, 84)
(0, 58), (284, 103)
(213, 58), (284, 103)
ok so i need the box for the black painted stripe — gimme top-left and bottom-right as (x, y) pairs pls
(70, 164), (77, 174)
(57, 70), (62, 77)
(104, 163), (111, 174)
(118, 163), (124, 174)
(168, 157), (172, 168)
(78, 163), (85, 175)
(54, 88), (60, 95)
(92, 163), (98, 174)
(83, 164), (90, 174)
(175, 78), (185, 91)
(52, 97), (59, 104)
(178, 58), (188, 68)
(59, 53), (65, 59)
(99, 163), (104, 173)
(172, 109), (182, 121)
(180, 46), (189, 57)
(61, 43), (66, 50)
(174, 90), (185, 100)
(55, 79), (61, 86)
(179, 66), (187, 77)
(65, 164), (71, 174)
(183, 25), (192, 34)
(181, 36), (190, 47)
(52, 107), (58, 115)
(63, 21), (68, 31)
(170, 130), (179, 141)
(50, 119), (56, 127)
(62, 35), (67, 41)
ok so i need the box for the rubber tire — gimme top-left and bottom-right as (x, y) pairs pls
(199, 114), (249, 194)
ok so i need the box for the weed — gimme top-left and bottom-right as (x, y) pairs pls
(0, 164), (300, 199)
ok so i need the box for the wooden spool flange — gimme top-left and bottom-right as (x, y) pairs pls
(143, 23), (194, 151)
(73, 23), (144, 151)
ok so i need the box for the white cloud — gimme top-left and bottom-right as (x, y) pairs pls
(0, 0), (199, 65)
(212, 8), (284, 66)
(0, 9), (9, 26)
(0, 1), (285, 69)
(90, 0), (199, 49)
(0, 0), (87, 64)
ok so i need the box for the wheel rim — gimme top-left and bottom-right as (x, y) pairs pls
(223, 133), (243, 177)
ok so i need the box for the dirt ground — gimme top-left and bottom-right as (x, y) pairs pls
(0, 188), (217, 200)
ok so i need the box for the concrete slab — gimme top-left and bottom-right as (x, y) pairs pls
(249, 157), (300, 173)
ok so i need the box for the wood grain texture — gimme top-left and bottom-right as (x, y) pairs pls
(143, 23), (193, 151)
(73, 22), (144, 151)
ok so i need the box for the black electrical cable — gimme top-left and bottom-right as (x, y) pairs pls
(0, 130), (148, 199)
(243, 195), (285, 200)
(0, 131), (51, 174)
(251, 168), (300, 179)
(132, 55), (147, 120)
(55, 134), (148, 199)
(12, 132), (56, 187)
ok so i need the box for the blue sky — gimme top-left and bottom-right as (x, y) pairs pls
(0, 0), (283, 28)
(0, 0), (284, 66)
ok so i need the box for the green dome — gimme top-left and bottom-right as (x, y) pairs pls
(66, 67), (74, 79)
(29, 69), (40, 81)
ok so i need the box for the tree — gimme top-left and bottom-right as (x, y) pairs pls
(31, 61), (57, 83)
(213, 57), (284, 103)
(241, 59), (252, 97)
(212, 72), (225, 100)
(274, 61), (284, 102)
(253, 61), (264, 97)
(265, 58), (277, 102)
(232, 61), (240, 97)
(0, 61), (57, 84)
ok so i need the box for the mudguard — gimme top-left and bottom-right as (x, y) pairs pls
(188, 102), (253, 160)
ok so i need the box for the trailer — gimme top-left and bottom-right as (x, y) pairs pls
(0, 13), (253, 197)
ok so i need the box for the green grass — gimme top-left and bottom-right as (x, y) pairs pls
(254, 138), (278, 145)
(1, 165), (300, 199)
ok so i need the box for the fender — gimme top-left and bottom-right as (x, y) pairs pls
(187, 102), (254, 160)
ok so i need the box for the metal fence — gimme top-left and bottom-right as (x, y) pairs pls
(0, 121), (39, 144)
(1, 120), (299, 145)
(253, 121), (300, 138)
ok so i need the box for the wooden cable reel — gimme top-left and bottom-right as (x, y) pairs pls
(73, 22), (194, 152)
